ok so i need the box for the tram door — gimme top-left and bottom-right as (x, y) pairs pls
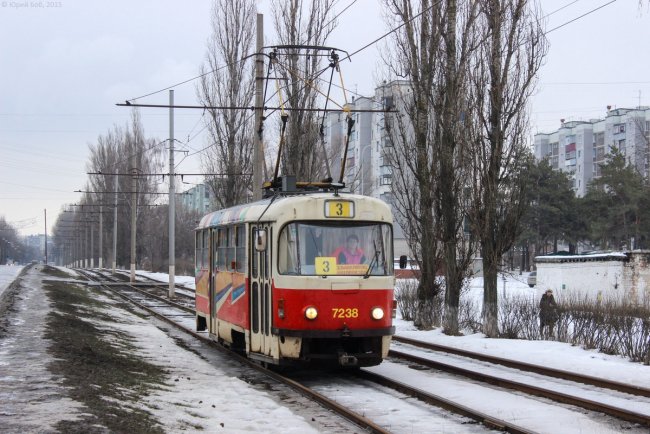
(249, 224), (273, 356)
(209, 228), (217, 334)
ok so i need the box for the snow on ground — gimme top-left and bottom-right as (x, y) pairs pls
(1, 266), (335, 433)
(137, 271), (196, 290)
(89, 291), (321, 433)
(0, 265), (84, 431)
(134, 268), (649, 388)
(2, 266), (648, 433)
(0, 265), (23, 298)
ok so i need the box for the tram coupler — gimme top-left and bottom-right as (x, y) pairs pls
(338, 352), (358, 366)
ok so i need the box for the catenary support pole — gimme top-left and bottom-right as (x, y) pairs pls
(113, 175), (118, 273)
(253, 13), (264, 201)
(44, 209), (47, 264)
(98, 205), (103, 268)
(85, 224), (89, 269)
(130, 155), (137, 282)
(90, 221), (94, 268)
(168, 89), (176, 298)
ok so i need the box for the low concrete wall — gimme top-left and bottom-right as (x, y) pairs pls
(534, 251), (650, 305)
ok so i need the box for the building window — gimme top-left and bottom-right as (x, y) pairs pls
(380, 174), (392, 185)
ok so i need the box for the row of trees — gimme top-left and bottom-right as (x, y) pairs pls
(518, 147), (650, 261)
(51, 0), (340, 272)
(383, 0), (547, 336)
(0, 218), (39, 264)
(51, 113), (201, 274)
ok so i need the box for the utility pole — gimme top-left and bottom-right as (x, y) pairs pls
(113, 175), (118, 273)
(98, 204), (103, 268)
(130, 154), (137, 282)
(168, 89), (176, 298)
(253, 13), (264, 201)
(44, 209), (47, 265)
(90, 220), (94, 268)
(85, 224), (89, 268)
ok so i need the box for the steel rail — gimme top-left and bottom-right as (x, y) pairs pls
(389, 348), (650, 427)
(89, 269), (195, 313)
(393, 335), (650, 398)
(75, 269), (390, 434)
(355, 369), (535, 434)
(111, 269), (196, 296)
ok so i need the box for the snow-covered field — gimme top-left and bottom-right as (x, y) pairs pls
(1, 266), (648, 433)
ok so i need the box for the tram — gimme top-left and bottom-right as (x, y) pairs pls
(194, 181), (396, 367)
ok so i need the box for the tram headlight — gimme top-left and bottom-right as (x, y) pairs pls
(371, 307), (385, 320)
(304, 306), (318, 320)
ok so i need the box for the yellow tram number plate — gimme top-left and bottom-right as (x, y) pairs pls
(325, 200), (354, 218)
(315, 257), (337, 275)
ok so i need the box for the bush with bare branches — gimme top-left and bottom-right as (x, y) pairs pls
(396, 278), (650, 364)
(395, 279), (443, 328)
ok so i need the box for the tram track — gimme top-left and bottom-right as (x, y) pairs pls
(72, 268), (650, 432)
(74, 269), (391, 434)
(389, 337), (650, 428)
(393, 335), (650, 398)
(76, 268), (525, 432)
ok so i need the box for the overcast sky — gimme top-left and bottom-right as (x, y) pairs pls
(1, 0), (648, 236)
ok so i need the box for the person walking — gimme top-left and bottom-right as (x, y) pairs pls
(539, 289), (559, 339)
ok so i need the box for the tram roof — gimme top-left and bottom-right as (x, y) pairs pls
(195, 192), (392, 230)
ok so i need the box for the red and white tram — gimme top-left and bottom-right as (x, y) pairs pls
(194, 189), (396, 367)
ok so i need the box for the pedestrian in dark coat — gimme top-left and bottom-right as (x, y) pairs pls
(539, 289), (559, 339)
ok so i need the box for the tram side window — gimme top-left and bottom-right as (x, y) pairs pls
(227, 227), (237, 271)
(235, 224), (245, 272)
(278, 224), (299, 274)
(195, 232), (202, 269)
(217, 228), (228, 271)
(202, 230), (209, 267)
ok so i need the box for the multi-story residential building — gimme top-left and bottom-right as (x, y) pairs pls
(180, 183), (213, 213)
(323, 80), (412, 256)
(534, 106), (650, 197)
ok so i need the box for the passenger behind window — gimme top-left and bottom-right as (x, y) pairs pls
(331, 234), (366, 264)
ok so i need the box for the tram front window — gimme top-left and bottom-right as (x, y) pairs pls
(278, 222), (393, 276)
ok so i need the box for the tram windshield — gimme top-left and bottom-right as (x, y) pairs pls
(278, 222), (393, 276)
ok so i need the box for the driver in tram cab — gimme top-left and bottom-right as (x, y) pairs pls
(332, 234), (367, 264)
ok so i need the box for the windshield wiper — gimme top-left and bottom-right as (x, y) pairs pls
(363, 240), (381, 279)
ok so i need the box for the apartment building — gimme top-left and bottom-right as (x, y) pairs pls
(180, 183), (213, 213)
(323, 80), (412, 256)
(534, 107), (650, 197)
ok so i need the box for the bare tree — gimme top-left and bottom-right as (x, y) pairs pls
(435, 0), (479, 334)
(382, 0), (478, 331)
(467, 0), (547, 337)
(197, 0), (256, 208)
(70, 111), (165, 269)
(271, 0), (336, 181)
(381, 0), (443, 329)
